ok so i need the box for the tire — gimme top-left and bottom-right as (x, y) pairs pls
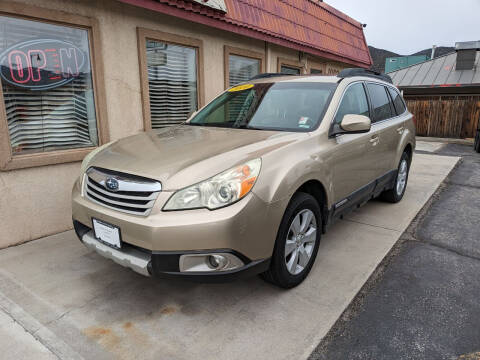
(380, 151), (410, 203)
(261, 192), (321, 289)
(474, 131), (480, 153)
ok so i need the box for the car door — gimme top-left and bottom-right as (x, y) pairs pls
(330, 82), (377, 208)
(386, 86), (410, 169)
(365, 82), (397, 181)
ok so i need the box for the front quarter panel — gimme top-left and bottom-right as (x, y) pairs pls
(252, 133), (333, 208)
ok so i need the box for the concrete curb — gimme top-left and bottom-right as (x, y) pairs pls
(0, 292), (83, 360)
(417, 136), (474, 145)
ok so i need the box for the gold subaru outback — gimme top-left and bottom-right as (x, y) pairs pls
(72, 68), (415, 288)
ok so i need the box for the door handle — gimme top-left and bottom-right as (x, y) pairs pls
(369, 136), (379, 145)
(397, 127), (404, 134)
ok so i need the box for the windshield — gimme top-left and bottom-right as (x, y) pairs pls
(188, 82), (337, 132)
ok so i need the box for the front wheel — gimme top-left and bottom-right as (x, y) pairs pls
(261, 192), (321, 288)
(381, 151), (410, 203)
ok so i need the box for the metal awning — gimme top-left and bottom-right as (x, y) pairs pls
(388, 51), (480, 88)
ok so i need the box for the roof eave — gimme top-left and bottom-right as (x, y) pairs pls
(116, 0), (372, 68)
(399, 84), (480, 89)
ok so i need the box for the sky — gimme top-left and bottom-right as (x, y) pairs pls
(328, 0), (480, 54)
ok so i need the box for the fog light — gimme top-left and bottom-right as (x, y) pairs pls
(208, 255), (228, 269)
(179, 253), (245, 272)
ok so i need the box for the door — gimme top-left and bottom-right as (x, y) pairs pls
(330, 82), (377, 207)
(387, 86), (410, 168)
(365, 83), (398, 180)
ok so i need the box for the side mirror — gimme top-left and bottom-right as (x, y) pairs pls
(339, 114), (371, 133)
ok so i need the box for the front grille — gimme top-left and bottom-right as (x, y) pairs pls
(84, 167), (162, 216)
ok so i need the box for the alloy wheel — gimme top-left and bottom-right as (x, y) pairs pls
(396, 159), (408, 196)
(284, 209), (317, 275)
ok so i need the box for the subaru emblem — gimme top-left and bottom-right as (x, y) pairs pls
(105, 177), (119, 192)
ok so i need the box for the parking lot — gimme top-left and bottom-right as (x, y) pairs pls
(0, 150), (459, 360)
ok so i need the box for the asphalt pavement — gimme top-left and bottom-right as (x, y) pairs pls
(309, 144), (480, 360)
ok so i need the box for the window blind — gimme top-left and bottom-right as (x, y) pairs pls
(227, 55), (260, 121)
(146, 40), (198, 128)
(0, 15), (98, 155)
(228, 55), (260, 86)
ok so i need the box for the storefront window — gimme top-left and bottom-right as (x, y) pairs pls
(0, 15), (98, 155)
(228, 55), (260, 86)
(145, 40), (198, 128)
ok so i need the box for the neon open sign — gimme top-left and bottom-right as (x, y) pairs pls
(0, 39), (86, 91)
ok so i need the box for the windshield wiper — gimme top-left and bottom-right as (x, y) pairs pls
(187, 122), (236, 128)
(235, 124), (266, 130)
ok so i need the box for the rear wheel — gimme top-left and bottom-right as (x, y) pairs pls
(261, 192), (321, 288)
(380, 151), (410, 203)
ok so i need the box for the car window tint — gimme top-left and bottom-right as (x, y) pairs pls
(388, 87), (406, 115)
(334, 83), (370, 124)
(367, 83), (394, 122)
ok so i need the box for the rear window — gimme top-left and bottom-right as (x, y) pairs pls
(388, 87), (407, 115)
(189, 82), (337, 132)
(366, 83), (394, 122)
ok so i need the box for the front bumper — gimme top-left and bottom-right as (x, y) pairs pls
(72, 178), (286, 260)
(72, 177), (287, 281)
(74, 222), (270, 282)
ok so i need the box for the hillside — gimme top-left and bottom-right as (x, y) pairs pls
(369, 46), (455, 73)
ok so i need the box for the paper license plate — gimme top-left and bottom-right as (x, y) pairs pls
(92, 218), (121, 249)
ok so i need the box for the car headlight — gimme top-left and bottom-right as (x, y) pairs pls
(164, 158), (261, 211)
(80, 141), (113, 174)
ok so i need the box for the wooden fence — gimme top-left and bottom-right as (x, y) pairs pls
(405, 95), (480, 138)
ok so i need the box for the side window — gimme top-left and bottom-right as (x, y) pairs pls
(334, 83), (370, 124)
(388, 87), (406, 115)
(366, 83), (394, 122)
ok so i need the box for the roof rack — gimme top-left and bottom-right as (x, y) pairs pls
(249, 73), (295, 81)
(338, 68), (393, 84)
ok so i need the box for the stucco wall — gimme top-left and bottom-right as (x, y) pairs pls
(0, 0), (349, 247)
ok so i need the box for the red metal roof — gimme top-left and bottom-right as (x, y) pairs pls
(117, 0), (372, 67)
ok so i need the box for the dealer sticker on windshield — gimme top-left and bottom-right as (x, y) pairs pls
(228, 84), (254, 92)
(298, 116), (311, 128)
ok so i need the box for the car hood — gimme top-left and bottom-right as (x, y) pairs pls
(88, 125), (306, 190)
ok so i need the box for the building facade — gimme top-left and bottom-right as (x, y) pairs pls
(388, 41), (480, 139)
(0, 0), (371, 247)
(385, 55), (429, 73)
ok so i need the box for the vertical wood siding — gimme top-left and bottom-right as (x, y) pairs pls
(405, 95), (480, 138)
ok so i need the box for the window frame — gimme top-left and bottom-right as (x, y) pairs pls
(0, 2), (109, 171)
(277, 57), (304, 75)
(137, 27), (205, 131)
(387, 86), (407, 116)
(365, 82), (395, 123)
(307, 59), (326, 74)
(224, 45), (265, 89)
